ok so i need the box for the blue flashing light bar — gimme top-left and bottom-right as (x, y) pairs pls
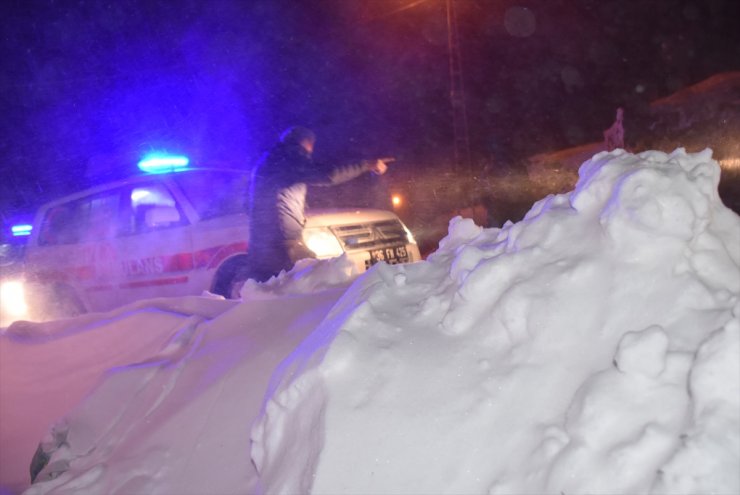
(11, 224), (33, 237)
(137, 154), (190, 174)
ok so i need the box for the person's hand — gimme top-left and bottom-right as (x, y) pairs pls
(370, 157), (394, 175)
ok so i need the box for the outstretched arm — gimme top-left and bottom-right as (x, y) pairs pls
(307, 158), (391, 186)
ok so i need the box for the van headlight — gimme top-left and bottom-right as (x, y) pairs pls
(1, 279), (29, 324)
(303, 227), (344, 258)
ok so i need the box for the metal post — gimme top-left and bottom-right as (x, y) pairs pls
(446, 0), (471, 173)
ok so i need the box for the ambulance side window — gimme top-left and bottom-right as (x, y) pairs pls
(83, 193), (122, 241)
(38, 191), (122, 245)
(39, 204), (81, 245)
(173, 171), (249, 220)
(128, 183), (187, 234)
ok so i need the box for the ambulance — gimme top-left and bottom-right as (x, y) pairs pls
(1, 155), (420, 323)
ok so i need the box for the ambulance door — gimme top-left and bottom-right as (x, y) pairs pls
(29, 189), (126, 314)
(114, 181), (194, 303)
(77, 190), (128, 311)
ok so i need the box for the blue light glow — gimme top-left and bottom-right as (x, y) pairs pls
(11, 224), (33, 237)
(137, 154), (190, 174)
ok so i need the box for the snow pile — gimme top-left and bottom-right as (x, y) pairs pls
(251, 149), (740, 494)
(0, 296), (234, 495)
(239, 253), (359, 299)
(10, 149), (739, 495)
(11, 261), (356, 495)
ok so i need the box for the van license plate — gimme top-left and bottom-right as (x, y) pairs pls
(368, 245), (409, 266)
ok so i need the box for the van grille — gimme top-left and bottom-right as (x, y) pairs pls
(332, 220), (408, 250)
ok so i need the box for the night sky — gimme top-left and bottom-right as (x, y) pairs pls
(1, 0), (739, 219)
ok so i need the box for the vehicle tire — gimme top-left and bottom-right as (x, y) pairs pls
(211, 254), (250, 299)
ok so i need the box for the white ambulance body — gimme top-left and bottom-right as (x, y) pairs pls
(3, 167), (420, 323)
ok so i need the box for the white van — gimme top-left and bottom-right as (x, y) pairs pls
(4, 166), (420, 322)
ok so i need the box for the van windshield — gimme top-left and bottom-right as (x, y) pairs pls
(173, 171), (249, 220)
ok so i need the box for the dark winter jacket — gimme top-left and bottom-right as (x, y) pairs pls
(246, 142), (373, 280)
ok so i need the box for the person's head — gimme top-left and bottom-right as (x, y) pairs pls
(279, 126), (316, 154)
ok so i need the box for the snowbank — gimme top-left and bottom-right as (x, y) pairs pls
(10, 149), (740, 495)
(252, 149), (740, 494)
(9, 259), (356, 495)
(0, 296), (235, 494)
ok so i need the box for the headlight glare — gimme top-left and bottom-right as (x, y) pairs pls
(403, 224), (417, 244)
(303, 227), (344, 258)
(1, 280), (29, 322)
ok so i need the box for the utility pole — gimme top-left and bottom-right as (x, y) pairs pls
(446, 0), (471, 173)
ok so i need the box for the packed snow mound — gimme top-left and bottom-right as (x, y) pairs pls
(17, 260), (355, 495)
(239, 253), (358, 299)
(16, 148), (739, 495)
(251, 149), (740, 494)
(0, 302), (208, 495)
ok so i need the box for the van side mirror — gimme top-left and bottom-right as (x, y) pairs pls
(144, 206), (181, 228)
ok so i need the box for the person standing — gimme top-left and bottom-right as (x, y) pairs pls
(245, 126), (390, 282)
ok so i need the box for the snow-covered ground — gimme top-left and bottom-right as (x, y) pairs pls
(1, 149), (738, 494)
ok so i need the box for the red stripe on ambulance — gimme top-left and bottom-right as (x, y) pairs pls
(33, 242), (248, 289)
(119, 276), (189, 289)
